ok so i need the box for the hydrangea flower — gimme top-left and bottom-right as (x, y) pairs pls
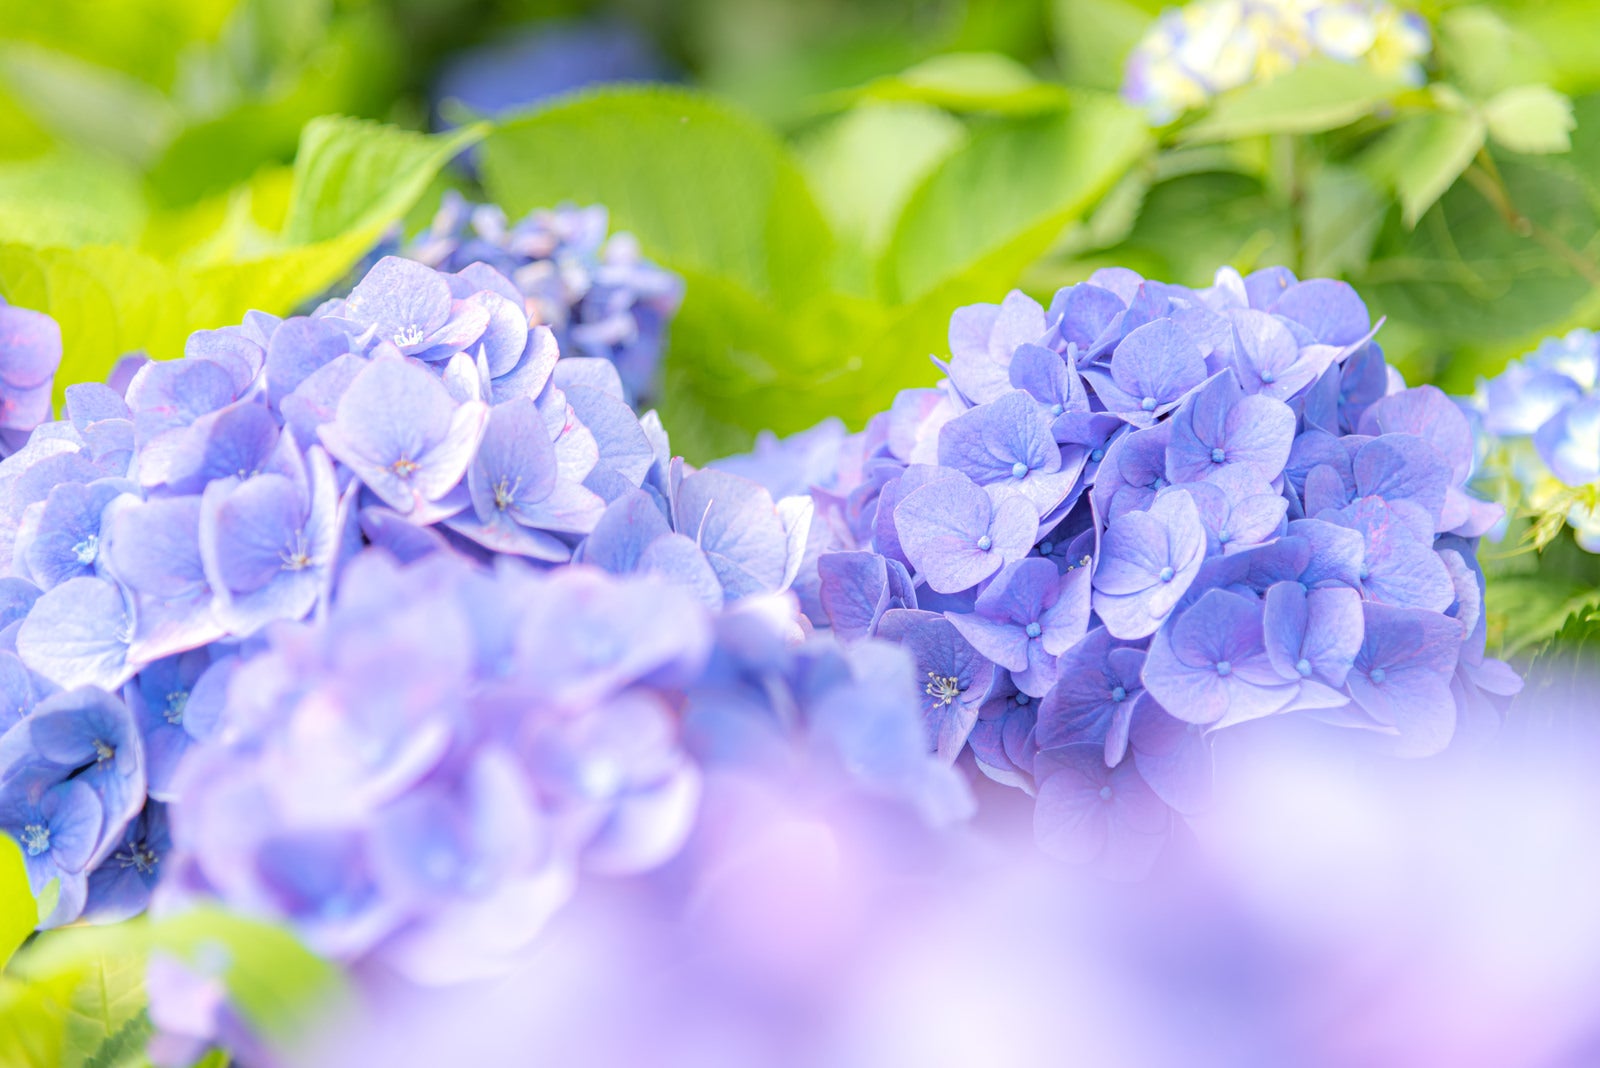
(348, 193), (684, 405)
(0, 252), (804, 934)
(1123, 0), (1432, 123)
(1465, 328), (1600, 551)
(0, 295), (63, 457)
(722, 263), (1518, 876)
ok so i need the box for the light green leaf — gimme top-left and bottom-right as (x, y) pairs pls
(482, 86), (834, 303)
(1437, 7), (1555, 100)
(1051, 0), (1166, 91)
(34, 881), (59, 930)
(283, 117), (483, 245)
(1367, 110), (1488, 226)
(0, 152), (147, 247)
(0, 43), (180, 167)
(1302, 165), (1385, 277)
(882, 93), (1152, 303)
(830, 52), (1072, 114)
(1485, 85), (1576, 155)
(0, 119), (479, 390)
(1180, 59), (1408, 143)
(80, 1011), (152, 1068)
(796, 102), (967, 294)
(1, 835), (35, 968)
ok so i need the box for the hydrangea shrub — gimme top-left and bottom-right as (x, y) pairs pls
(720, 265), (1521, 875)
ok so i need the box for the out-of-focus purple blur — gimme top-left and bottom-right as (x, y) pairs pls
(294, 686), (1600, 1068)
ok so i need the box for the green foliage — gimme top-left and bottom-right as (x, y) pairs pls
(484, 85), (1151, 459)
(0, 119), (479, 391)
(0, 907), (342, 1068)
(1485, 85), (1577, 155)
(1, 836), (36, 969)
(1051, 0), (1166, 91)
(827, 52), (1071, 115)
(1178, 60), (1408, 143)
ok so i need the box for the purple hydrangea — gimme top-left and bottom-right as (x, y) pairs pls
(0, 252), (817, 936)
(722, 264), (1520, 876)
(0, 295), (63, 457)
(367, 193), (685, 406)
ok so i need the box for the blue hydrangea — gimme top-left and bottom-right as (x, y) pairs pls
(348, 193), (684, 406)
(720, 264), (1521, 877)
(1, 252), (908, 939)
(1466, 329), (1600, 550)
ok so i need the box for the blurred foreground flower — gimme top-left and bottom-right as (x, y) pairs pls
(719, 264), (1519, 876)
(1123, 0), (1431, 122)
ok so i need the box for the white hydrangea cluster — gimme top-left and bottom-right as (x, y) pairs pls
(1123, 0), (1431, 122)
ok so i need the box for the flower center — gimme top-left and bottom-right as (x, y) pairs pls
(391, 456), (421, 479)
(164, 691), (189, 726)
(73, 534), (99, 565)
(1215, 660), (1232, 677)
(394, 323), (426, 348)
(21, 823), (49, 857)
(1011, 461), (1028, 479)
(1295, 658), (1312, 678)
(1210, 447), (1226, 463)
(1014, 693), (1030, 706)
(1218, 529), (1231, 544)
(493, 476), (521, 511)
(93, 739), (115, 763)
(1140, 396), (1157, 412)
(1038, 540), (1055, 556)
(924, 673), (963, 707)
(115, 842), (160, 876)
(1089, 448), (1104, 462)
(1158, 566), (1175, 582)
(1049, 403), (1064, 417)
(976, 535), (992, 552)
(1025, 622), (1042, 639)
(1098, 786), (1113, 801)
(280, 531), (313, 572)
(1261, 370), (1277, 384)
(1370, 667), (1387, 684)
(1111, 686), (1127, 702)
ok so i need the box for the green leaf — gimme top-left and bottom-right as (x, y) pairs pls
(1051, 0), (1166, 91)
(283, 117), (483, 245)
(796, 102), (967, 294)
(882, 93), (1151, 303)
(0, 119), (479, 390)
(80, 1011), (152, 1068)
(0, 42), (180, 167)
(1437, 7), (1554, 100)
(12, 907), (342, 1043)
(481, 86), (833, 304)
(1301, 165), (1385, 277)
(1, 835), (35, 968)
(1368, 109), (1488, 227)
(0, 152), (147, 247)
(1485, 85), (1576, 155)
(1180, 59), (1408, 143)
(829, 52), (1072, 114)
(1361, 154), (1599, 359)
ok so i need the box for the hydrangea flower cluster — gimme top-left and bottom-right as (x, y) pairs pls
(148, 550), (963, 1002)
(1123, 0), (1431, 123)
(720, 264), (1520, 876)
(0, 294), (63, 457)
(1466, 329), (1600, 551)
(0, 252), (824, 932)
(394, 192), (683, 405)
